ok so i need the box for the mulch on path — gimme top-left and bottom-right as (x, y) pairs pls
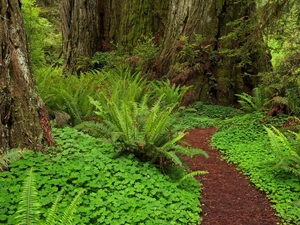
(182, 127), (280, 225)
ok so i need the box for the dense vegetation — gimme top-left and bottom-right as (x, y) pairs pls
(0, 0), (299, 224)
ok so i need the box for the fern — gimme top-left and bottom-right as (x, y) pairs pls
(150, 79), (191, 106)
(45, 190), (63, 225)
(264, 125), (300, 177)
(15, 168), (41, 225)
(0, 148), (28, 171)
(60, 189), (85, 225)
(178, 170), (209, 184)
(15, 169), (84, 225)
(236, 87), (269, 112)
(86, 69), (208, 172)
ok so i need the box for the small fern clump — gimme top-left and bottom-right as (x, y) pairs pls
(264, 125), (300, 177)
(236, 87), (270, 112)
(150, 79), (191, 107)
(35, 67), (107, 125)
(15, 168), (84, 225)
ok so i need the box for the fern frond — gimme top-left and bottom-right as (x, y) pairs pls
(265, 125), (300, 177)
(45, 190), (64, 225)
(60, 189), (84, 225)
(0, 148), (28, 171)
(178, 170), (208, 184)
(159, 150), (183, 167)
(15, 168), (41, 225)
(264, 125), (291, 159)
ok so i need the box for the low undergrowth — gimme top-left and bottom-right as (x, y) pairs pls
(0, 127), (201, 225)
(178, 102), (300, 224)
(209, 112), (300, 224)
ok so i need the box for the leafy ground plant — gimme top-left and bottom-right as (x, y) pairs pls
(264, 125), (300, 177)
(35, 67), (107, 125)
(88, 93), (208, 170)
(211, 112), (300, 224)
(15, 168), (83, 225)
(0, 127), (202, 225)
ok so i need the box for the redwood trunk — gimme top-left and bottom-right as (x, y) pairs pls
(60, 0), (269, 105)
(60, 0), (103, 74)
(0, 0), (53, 153)
(157, 0), (268, 105)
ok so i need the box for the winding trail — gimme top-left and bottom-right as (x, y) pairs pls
(182, 128), (280, 225)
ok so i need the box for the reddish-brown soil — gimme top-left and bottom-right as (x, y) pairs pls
(182, 128), (281, 225)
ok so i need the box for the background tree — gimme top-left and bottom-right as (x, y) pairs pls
(60, 0), (270, 105)
(0, 0), (53, 153)
(60, 0), (104, 74)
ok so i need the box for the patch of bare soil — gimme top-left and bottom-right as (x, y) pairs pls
(182, 128), (280, 225)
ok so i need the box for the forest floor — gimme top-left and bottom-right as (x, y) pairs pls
(182, 127), (281, 225)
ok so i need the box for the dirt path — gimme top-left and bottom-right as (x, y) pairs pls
(182, 128), (280, 225)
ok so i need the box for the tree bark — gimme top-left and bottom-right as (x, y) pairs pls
(60, 0), (269, 105)
(0, 0), (54, 153)
(157, 0), (269, 105)
(60, 0), (168, 73)
(36, 0), (59, 7)
(60, 0), (103, 74)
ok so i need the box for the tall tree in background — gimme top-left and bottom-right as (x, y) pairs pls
(60, 0), (103, 74)
(61, 0), (269, 105)
(0, 0), (53, 152)
(36, 0), (58, 7)
(157, 0), (269, 105)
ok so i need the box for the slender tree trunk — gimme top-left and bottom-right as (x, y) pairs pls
(0, 0), (53, 153)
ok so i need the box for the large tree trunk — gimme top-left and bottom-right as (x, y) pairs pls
(157, 0), (269, 105)
(61, 0), (269, 105)
(0, 0), (53, 153)
(60, 0), (167, 73)
(36, 0), (59, 7)
(60, 0), (103, 74)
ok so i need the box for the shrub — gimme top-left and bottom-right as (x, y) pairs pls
(89, 94), (208, 169)
(35, 67), (107, 125)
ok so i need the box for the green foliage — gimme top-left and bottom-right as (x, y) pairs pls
(236, 87), (270, 112)
(176, 102), (244, 130)
(150, 79), (191, 107)
(76, 52), (113, 72)
(15, 168), (41, 225)
(132, 37), (159, 71)
(192, 102), (244, 119)
(15, 168), (83, 225)
(212, 111), (300, 224)
(35, 67), (107, 125)
(89, 94), (207, 168)
(260, 52), (300, 116)
(261, 0), (300, 68)
(0, 127), (202, 225)
(172, 33), (212, 74)
(22, 0), (59, 67)
(99, 68), (149, 104)
(72, 68), (206, 169)
(264, 125), (300, 177)
(0, 148), (28, 171)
